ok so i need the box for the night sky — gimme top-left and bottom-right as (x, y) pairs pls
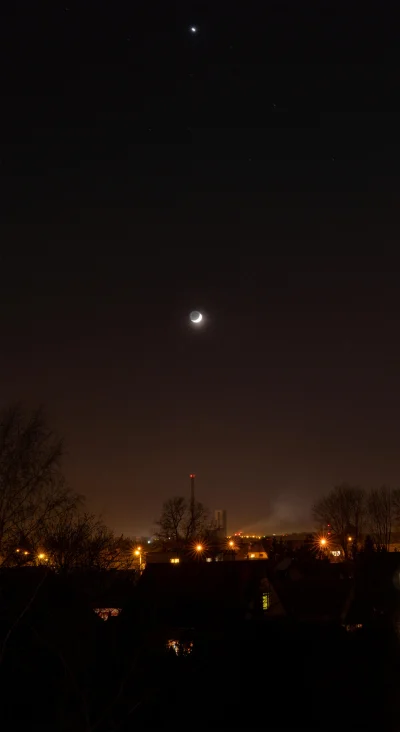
(1, 1), (400, 536)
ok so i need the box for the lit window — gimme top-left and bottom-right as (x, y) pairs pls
(250, 553), (255, 558)
(170, 558), (180, 564)
(262, 592), (271, 611)
(330, 550), (341, 557)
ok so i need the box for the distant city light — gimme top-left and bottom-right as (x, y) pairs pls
(23, 551), (29, 555)
(345, 624), (363, 632)
(147, 540), (151, 544)
(166, 638), (193, 656)
(170, 558), (180, 564)
(348, 536), (352, 542)
(94, 608), (121, 621)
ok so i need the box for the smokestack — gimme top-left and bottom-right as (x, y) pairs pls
(189, 473), (196, 508)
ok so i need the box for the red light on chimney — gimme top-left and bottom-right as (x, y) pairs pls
(189, 473), (195, 478)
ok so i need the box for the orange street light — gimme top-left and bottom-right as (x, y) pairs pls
(134, 548), (143, 572)
(320, 538), (327, 546)
(196, 544), (203, 552)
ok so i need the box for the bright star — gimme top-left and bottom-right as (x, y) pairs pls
(190, 26), (197, 33)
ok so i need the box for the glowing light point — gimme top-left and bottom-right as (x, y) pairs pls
(190, 26), (198, 33)
(196, 544), (203, 552)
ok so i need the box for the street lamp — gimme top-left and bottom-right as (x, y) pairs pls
(318, 538), (328, 559)
(228, 539), (237, 560)
(134, 546), (142, 571)
(196, 544), (203, 552)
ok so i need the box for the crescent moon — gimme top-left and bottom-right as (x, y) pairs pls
(192, 313), (202, 323)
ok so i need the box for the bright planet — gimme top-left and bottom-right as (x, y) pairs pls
(189, 311), (203, 323)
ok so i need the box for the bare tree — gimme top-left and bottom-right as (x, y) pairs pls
(155, 496), (209, 547)
(366, 486), (393, 551)
(391, 489), (400, 529)
(184, 499), (209, 542)
(0, 405), (79, 566)
(313, 483), (365, 559)
(42, 511), (135, 572)
(155, 497), (187, 544)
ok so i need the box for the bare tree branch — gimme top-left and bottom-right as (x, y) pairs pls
(155, 496), (209, 547)
(42, 511), (135, 572)
(367, 485), (394, 550)
(313, 483), (364, 558)
(0, 405), (79, 566)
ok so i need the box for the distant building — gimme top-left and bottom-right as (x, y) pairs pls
(214, 509), (227, 533)
(146, 552), (183, 565)
(208, 509), (227, 540)
(236, 540), (268, 560)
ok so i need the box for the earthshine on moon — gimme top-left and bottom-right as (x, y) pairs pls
(190, 311), (203, 324)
